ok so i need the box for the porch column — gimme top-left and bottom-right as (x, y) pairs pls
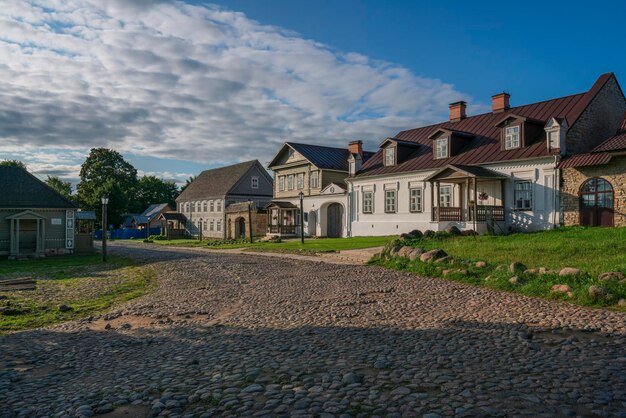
(9, 219), (17, 255)
(435, 181), (441, 222)
(429, 181), (434, 221)
(465, 178), (470, 221)
(473, 178), (478, 231)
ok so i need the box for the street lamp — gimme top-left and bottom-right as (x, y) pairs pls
(101, 194), (109, 262)
(298, 191), (305, 244)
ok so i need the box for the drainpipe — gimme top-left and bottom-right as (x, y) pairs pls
(553, 155), (561, 227)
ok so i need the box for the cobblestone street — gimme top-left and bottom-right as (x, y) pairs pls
(2, 242), (626, 418)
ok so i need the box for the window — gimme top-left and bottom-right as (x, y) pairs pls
(297, 173), (304, 189)
(362, 191), (373, 214)
(310, 171), (319, 188)
(210, 220), (215, 231)
(287, 174), (294, 190)
(548, 130), (559, 150)
(385, 190), (396, 213)
(202, 201), (207, 212)
(251, 176), (259, 189)
(439, 186), (451, 207)
(435, 138), (448, 159)
(514, 181), (533, 210)
(410, 188), (423, 212)
(209, 201), (214, 212)
(179, 203), (183, 212)
(216, 220), (222, 232)
(216, 200), (222, 212)
(505, 126), (520, 149)
(278, 176), (285, 191)
(384, 147), (395, 166)
(185, 203), (189, 212)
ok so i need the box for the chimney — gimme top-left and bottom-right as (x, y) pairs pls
(348, 140), (363, 156)
(449, 101), (467, 122)
(492, 92), (510, 113)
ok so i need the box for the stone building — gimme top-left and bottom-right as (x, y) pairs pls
(0, 166), (78, 257)
(176, 160), (273, 239)
(560, 112), (626, 227)
(224, 202), (268, 239)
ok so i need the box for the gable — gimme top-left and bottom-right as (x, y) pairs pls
(0, 166), (77, 209)
(320, 182), (346, 195)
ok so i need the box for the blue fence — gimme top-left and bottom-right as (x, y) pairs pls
(95, 227), (161, 240)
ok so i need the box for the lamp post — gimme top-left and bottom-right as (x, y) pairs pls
(247, 199), (254, 243)
(101, 194), (109, 262)
(298, 191), (305, 244)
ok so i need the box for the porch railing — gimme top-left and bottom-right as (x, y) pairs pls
(471, 205), (505, 222)
(268, 225), (298, 235)
(433, 205), (505, 222)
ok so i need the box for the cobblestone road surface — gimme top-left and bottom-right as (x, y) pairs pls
(1, 242), (626, 418)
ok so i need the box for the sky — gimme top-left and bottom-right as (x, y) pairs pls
(0, 0), (624, 186)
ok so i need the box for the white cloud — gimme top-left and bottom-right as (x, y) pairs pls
(0, 0), (480, 181)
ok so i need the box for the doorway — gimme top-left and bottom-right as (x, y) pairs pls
(579, 177), (614, 227)
(326, 203), (343, 238)
(235, 217), (246, 239)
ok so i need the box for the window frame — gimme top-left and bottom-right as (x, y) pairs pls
(310, 171), (319, 188)
(287, 174), (294, 190)
(409, 188), (423, 213)
(216, 200), (222, 212)
(251, 176), (259, 189)
(384, 147), (396, 166)
(435, 138), (449, 159)
(209, 200), (214, 212)
(216, 219), (222, 232)
(296, 173), (304, 190)
(278, 176), (285, 192)
(514, 180), (533, 210)
(362, 191), (374, 214)
(439, 186), (452, 208)
(505, 125), (521, 150)
(209, 219), (215, 231)
(384, 189), (397, 213)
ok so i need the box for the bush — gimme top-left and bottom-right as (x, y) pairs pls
(206, 238), (250, 246)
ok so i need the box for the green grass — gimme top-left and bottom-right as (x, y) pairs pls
(143, 236), (396, 253)
(371, 226), (626, 310)
(0, 255), (154, 332)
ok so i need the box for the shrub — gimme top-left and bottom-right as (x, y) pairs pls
(148, 235), (167, 241)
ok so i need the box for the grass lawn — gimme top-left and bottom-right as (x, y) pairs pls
(371, 226), (626, 310)
(0, 255), (154, 333)
(143, 236), (397, 253)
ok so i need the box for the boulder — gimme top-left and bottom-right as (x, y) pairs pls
(598, 272), (625, 282)
(475, 261), (487, 268)
(457, 269), (468, 276)
(509, 276), (520, 285)
(409, 229), (423, 239)
(538, 267), (548, 275)
(551, 284), (572, 293)
(408, 248), (425, 261)
(588, 285), (612, 300)
(58, 304), (72, 312)
(434, 256), (453, 264)
(509, 262), (527, 273)
(389, 246), (401, 257)
(618, 299), (626, 307)
(559, 267), (581, 277)
(398, 246), (413, 257)
(445, 225), (462, 236)
(442, 269), (453, 277)
(420, 249), (447, 263)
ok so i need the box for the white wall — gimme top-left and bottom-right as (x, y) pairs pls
(348, 158), (560, 236)
(278, 194), (349, 237)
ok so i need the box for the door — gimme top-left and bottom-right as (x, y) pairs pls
(236, 217), (246, 238)
(580, 178), (614, 227)
(308, 210), (317, 236)
(326, 203), (343, 238)
(19, 220), (37, 253)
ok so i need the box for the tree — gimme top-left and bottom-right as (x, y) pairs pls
(132, 175), (179, 212)
(76, 148), (138, 227)
(45, 176), (73, 201)
(0, 160), (27, 169)
(180, 175), (196, 192)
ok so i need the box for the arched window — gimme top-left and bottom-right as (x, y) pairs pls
(579, 177), (614, 227)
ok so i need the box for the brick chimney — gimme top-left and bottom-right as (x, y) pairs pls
(348, 140), (363, 156)
(492, 92), (510, 113)
(449, 101), (467, 122)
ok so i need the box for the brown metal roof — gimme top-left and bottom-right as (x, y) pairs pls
(558, 153), (612, 169)
(591, 112), (626, 153)
(357, 74), (616, 178)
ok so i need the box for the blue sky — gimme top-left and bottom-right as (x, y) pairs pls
(0, 0), (624, 185)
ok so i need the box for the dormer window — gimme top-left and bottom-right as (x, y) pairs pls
(435, 138), (449, 159)
(504, 126), (520, 149)
(384, 147), (395, 166)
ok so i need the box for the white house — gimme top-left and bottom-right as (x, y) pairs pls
(347, 73), (626, 236)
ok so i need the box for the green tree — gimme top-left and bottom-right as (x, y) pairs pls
(45, 176), (73, 201)
(76, 148), (138, 227)
(132, 175), (179, 212)
(180, 175), (196, 192)
(0, 160), (27, 169)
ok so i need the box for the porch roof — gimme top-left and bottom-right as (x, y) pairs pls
(266, 201), (298, 209)
(424, 164), (508, 182)
(6, 210), (47, 220)
(159, 212), (187, 222)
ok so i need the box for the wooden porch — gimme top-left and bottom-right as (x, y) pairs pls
(266, 201), (300, 236)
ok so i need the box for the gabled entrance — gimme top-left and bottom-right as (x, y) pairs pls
(6, 210), (47, 256)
